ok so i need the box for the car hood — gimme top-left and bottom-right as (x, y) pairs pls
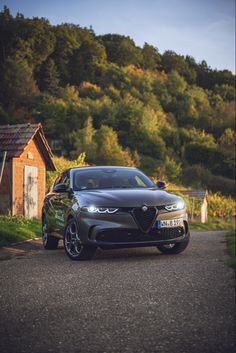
(75, 188), (181, 208)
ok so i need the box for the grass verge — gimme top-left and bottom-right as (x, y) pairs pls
(190, 219), (235, 231)
(0, 216), (41, 247)
(227, 230), (236, 269)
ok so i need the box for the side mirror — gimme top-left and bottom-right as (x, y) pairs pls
(53, 183), (67, 193)
(156, 180), (166, 189)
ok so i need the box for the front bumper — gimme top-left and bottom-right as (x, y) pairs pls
(78, 208), (189, 248)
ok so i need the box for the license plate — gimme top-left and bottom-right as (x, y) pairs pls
(156, 218), (184, 229)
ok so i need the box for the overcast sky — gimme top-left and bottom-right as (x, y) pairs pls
(1, 0), (235, 73)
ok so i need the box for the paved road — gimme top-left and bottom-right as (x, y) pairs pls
(0, 231), (235, 353)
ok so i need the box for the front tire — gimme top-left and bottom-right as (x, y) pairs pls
(157, 234), (190, 254)
(42, 216), (59, 250)
(64, 219), (96, 261)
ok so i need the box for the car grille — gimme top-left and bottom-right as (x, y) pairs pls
(96, 227), (184, 243)
(132, 207), (157, 232)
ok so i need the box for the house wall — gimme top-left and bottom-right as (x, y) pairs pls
(12, 138), (46, 218)
(0, 160), (12, 215)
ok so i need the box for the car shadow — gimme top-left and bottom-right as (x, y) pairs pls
(93, 247), (162, 261)
(1, 239), (188, 264)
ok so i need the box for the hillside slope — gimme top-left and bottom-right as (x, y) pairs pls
(0, 7), (235, 195)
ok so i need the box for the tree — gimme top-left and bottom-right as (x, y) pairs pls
(98, 34), (142, 67)
(68, 117), (96, 161)
(141, 43), (161, 71)
(52, 23), (94, 83)
(94, 125), (127, 165)
(38, 58), (60, 94)
(11, 16), (56, 68)
(79, 82), (103, 99)
(216, 129), (235, 178)
(0, 57), (38, 109)
(0, 6), (14, 63)
(35, 94), (68, 139)
(162, 51), (196, 83)
(165, 70), (187, 96)
(209, 101), (235, 137)
(70, 39), (107, 85)
(184, 130), (217, 169)
(164, 156), (182, 183)
(195, 61), (235, 90)
(213, 84), (235, 102)
(99, 63), (131, 90)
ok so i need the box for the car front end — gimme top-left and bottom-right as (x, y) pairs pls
(75, 192), (189, 249)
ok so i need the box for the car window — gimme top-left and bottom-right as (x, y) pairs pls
(135, 175), (147, 187)
(72, 168), (155, 191)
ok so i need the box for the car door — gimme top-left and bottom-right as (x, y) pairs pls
(45, 173), (65, 235)
(52, 172), (71, 235)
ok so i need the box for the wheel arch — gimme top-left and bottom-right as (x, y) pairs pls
(65, 213), (80, 230)
(67, 213), (75, 222)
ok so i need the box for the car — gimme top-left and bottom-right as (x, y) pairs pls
(42, 166), (190, 260)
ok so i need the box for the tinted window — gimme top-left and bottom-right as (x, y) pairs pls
(72, 168), (155, 191)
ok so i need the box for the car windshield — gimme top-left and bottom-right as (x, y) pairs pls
(72, 168), (156, 191)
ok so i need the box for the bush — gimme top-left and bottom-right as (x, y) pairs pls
(208, 193), (235, 218)
(46, 154), (87, 190)
(183, 164), (235, 196)
(209, 174), (235, 196)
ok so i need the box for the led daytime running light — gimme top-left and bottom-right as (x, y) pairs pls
(165, 201), (185, 211)
(83, 206), (119, 214)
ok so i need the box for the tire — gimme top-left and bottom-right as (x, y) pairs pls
(157, 234), (190, 254)
(64, 218), (96, 261)
(42, 216), (59, 250)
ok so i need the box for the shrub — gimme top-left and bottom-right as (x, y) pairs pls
(183, 164), (235, 196)
(208, 193), (235, 218)
(46, 154), (87, 190)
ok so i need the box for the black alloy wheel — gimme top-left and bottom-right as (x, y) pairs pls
(42, 216), (59, 250)
(64, 218), (96, 260)
(157, 235), (190, 254)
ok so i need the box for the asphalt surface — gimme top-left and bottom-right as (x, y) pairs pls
(0, 231), (235, 353)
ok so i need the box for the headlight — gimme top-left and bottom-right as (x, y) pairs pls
(165, 200), (185, 212)
(82, 206), (119, 214)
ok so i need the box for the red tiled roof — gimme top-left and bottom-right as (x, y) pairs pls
(0, 123), (56, 171)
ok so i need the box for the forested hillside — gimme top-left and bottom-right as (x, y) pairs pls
(0, 7), (235, 194)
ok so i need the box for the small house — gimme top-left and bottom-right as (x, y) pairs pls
(0, 123), (55, 218)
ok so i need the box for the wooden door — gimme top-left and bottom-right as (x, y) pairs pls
(24, 165), (38, 218)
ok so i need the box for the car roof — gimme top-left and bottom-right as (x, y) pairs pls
(69, 166), (137, 172)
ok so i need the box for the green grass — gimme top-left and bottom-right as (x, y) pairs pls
(0, 215), (41, 247)
(190, 219), (235, 231)
(227, 231), (236, 269)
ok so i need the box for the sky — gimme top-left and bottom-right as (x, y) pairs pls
(1, 0), (235, 73)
